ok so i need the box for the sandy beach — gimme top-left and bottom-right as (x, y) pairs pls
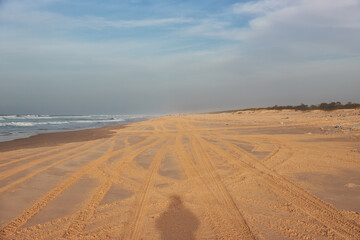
(0, 109), (359, 239)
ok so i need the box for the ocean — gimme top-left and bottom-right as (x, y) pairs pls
(0, 114), (152, 142)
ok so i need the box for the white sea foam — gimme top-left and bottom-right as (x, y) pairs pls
(0, 121), (70, 127)
(68, 119), (125, 124)
(2, 115), (52, 120)
(0, 114), (149, 142)
(0, 118), (126, 127)
(52, 115), (93, 119)
(45, 121), (70, 125)
(0, 115), (128, 121)
(0, 122), (36, 127)
(0, 115), (17, 119)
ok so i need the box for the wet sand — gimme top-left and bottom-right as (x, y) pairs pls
(0, 109), (359, 239)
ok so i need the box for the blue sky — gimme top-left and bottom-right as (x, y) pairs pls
(1, 0), (360, 114)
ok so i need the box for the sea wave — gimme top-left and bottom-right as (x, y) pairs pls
(0, 114), (150, 142)
(0, 115), (51, 120)
(73, 119), (125, 123)
(0, 118), (125, 127)
(0, 121), (69, 127)
(0, 115), (126, 120)
(50, 115), (93, 119)
(0, 122), (36, 127)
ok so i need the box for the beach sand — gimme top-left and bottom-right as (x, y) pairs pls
(0, 109), (359, 239)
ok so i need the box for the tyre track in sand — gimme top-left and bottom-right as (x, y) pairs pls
(0, 147), (58, 162)
(198, 131), (360, 239)
(62, 134), (167, 239)
(0, 143), (82, 169)
(11, 216), (72, 240)
(5, 135), (157, 239)
(0, 141), (95, 181)
(0, 131), (160, 239)
(0, 139), (104, 194)
(120, 135), (171, 240)
(217, 134), (292, 168)
(173, 120), (255, 240)
(262, 142), (294, 169)
(0, 136), (117, 239)
(190, 135), (255, 239)
(0, 149), (38, 161)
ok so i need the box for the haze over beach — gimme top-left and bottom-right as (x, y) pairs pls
(1, 1), (360, 239)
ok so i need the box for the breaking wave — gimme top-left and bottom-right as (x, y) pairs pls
(0, 121), (69, 127)
(0, 114), (151, 142)
(0, 119), (125, 127)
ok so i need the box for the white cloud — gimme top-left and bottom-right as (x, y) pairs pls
(172, 0), (360, 58)
(235, 0), (360, 33)
(86, 17), (193, 29)
(232, 0), (296, 14)
(0, 0), (193, 30)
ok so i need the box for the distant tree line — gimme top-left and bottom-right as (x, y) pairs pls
(208, 101), (360, 114)
(244, 101), (360, 111)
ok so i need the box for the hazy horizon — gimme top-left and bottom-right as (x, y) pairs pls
(1, 0), (360, 115)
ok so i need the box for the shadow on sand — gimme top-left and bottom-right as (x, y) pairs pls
(156, 195), (199, 240)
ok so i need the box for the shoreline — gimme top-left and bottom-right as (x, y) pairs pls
(0, 114), (153, 144)
(0, 124), (127, 152)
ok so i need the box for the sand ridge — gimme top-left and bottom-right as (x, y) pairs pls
(0, 110), (360, 239)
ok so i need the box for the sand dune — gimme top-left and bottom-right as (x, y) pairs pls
(0, 110), (359, 239)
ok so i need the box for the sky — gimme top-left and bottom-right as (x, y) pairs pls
(0, 0), (360, 114)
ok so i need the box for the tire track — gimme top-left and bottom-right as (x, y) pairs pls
(10, 216), (71, 240)
(0, 137), (117, 239)
(0, 141), (94, 181)
(214, 134), (286, 167)
(0, 147), (55, 162)
(189, 135), (255, 239)
(124, 135), (130, 147)
(0, 140), (104, 194)
(0, 143), (80, 169)
(0, 132), (161, 239)
(62, 135), (167, 238)
(199, 134), (360, 239)
(120, 136), (171, 240)
(262, 142), (294, 169)
(174, 135), (230, 239)
(173, 121), (255, 239)
(223, 135), (293, 168)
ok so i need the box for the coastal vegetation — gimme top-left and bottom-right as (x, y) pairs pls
(246, 102), (360, 111)
(213, 102), (360, 113)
